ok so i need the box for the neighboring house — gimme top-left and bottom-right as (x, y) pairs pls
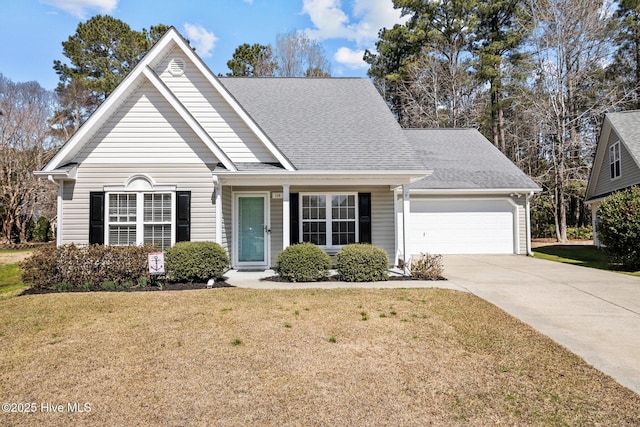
(585, 110), (640, 246)
(37, 28), (539, 269)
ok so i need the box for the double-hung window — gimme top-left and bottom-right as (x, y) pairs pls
(301, 193), (357, 247)
(610, 141), (621, 179)
(107, 192), (174, 250)
(109, 194), (137, 245)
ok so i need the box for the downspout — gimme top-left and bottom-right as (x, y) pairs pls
(48, 175), (62, 247)
(526, 191), (533, 256)
(212, 175), (222, 245)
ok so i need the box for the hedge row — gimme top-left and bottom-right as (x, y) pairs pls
(21, 241), (229, 291)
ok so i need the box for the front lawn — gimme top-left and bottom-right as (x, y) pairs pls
(533, 244), (640, 277)
(0, 249), (33, 300)
(1, 289), (638, 425)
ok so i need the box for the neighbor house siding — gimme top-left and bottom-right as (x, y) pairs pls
(593, 131), (640, 198)
(155, 47), (277, 163)
(61, 163), (215, 245)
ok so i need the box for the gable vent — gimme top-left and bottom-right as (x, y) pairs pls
(168, 58), (185, 76)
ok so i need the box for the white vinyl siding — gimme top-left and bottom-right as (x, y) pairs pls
(75, 82), (219, 165)
(155, 47), (277, 163)
(60, 163), (217, 246)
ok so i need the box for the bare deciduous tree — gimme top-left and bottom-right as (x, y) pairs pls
(527, 0), (614, 242)
(0, 75), (58, 243)
(274, 30), (331, 77)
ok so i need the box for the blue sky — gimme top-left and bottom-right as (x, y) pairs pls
(0, 0), (407, 91)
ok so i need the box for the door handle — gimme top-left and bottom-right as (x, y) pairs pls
(264, 226), (271, 233)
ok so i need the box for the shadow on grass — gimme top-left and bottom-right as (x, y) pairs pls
(533, 245), (640, 276)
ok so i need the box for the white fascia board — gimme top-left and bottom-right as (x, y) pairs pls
(142, 67), (237, 171)
(408, 188), (542, 196)
(215, 170), (431, 186)
(585, 118), (612, 200)
(34, 164), (78, 180)
(42, 30), (182, 173)
(172, 34), (296, 171)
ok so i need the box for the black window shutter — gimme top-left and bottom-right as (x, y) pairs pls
(358, 193), (372, 244)
(89, 192), (105, 245)
(176, 191), (191, 243)
(290, 193), (299, 245)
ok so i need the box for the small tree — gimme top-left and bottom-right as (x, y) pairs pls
(597, 186), (640, 269)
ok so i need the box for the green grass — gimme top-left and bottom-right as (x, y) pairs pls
(0, 263), (28, 300)
(533, 245), (640, 277)
(0, 249), (33, 300)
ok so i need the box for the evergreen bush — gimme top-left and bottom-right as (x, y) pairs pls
(274, 242), (331, 282)
(164, 241), (229, 283)
(597, 186), (640, 269)
(336, 244), (388, 282)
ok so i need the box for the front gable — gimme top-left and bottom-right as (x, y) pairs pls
(41, 28), (294, 174)
(154, 46), (279, 164)
(75, 80), (219, 165)
(586, 113), (640, 201)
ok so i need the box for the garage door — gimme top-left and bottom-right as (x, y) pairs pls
(408, 199), (515, 255)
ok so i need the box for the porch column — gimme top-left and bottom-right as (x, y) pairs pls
(402, 185), (411, 275)
(213, 175), (222, 245)
(282, 184), (290, 250)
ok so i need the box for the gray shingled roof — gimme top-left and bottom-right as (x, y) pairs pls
(218, 78), (426, 171)
(406, 129), (539, 190)
(606, 110), (640, 167)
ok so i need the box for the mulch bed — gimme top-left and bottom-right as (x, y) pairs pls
(20, 280), (233, 296)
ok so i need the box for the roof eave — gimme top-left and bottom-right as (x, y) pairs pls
(409, 188), (542, 195)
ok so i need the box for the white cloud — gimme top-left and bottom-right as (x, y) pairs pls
(334, 47), (367, 69)
(41, 0), (118, 19)
(302, 0), (407, 47)
(183, 23), (218, 58)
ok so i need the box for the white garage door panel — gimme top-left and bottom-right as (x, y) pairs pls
(409, 199), (515, 254)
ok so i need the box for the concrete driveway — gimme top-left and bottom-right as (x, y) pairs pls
(443, 255), (640, 395)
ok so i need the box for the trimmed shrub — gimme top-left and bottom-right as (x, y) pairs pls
(597, 186), (640, 269)
(274, 242), (331, 282)
(410, 253), (444, 280)
(566, 226), (593, 240)
(336, 244), (389, 282)
(21, 244), (155, 290)
(165, 241), (229, 283)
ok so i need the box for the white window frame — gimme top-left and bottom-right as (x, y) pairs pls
(108, 193), (138, 246)
(104, 175), (177, 249)
(610, 141), (622, 180)
(299, 192), (359, 248)
(105, 192), (176, 249)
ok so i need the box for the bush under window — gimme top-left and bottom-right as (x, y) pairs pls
(336, 243), (389, 282)
(274, 242), (331, 282)
(164, 241), (230, 283)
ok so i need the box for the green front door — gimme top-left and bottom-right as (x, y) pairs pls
(237, 195), (266, 264)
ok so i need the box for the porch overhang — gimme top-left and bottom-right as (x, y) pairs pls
(213, 169), (432, 187)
